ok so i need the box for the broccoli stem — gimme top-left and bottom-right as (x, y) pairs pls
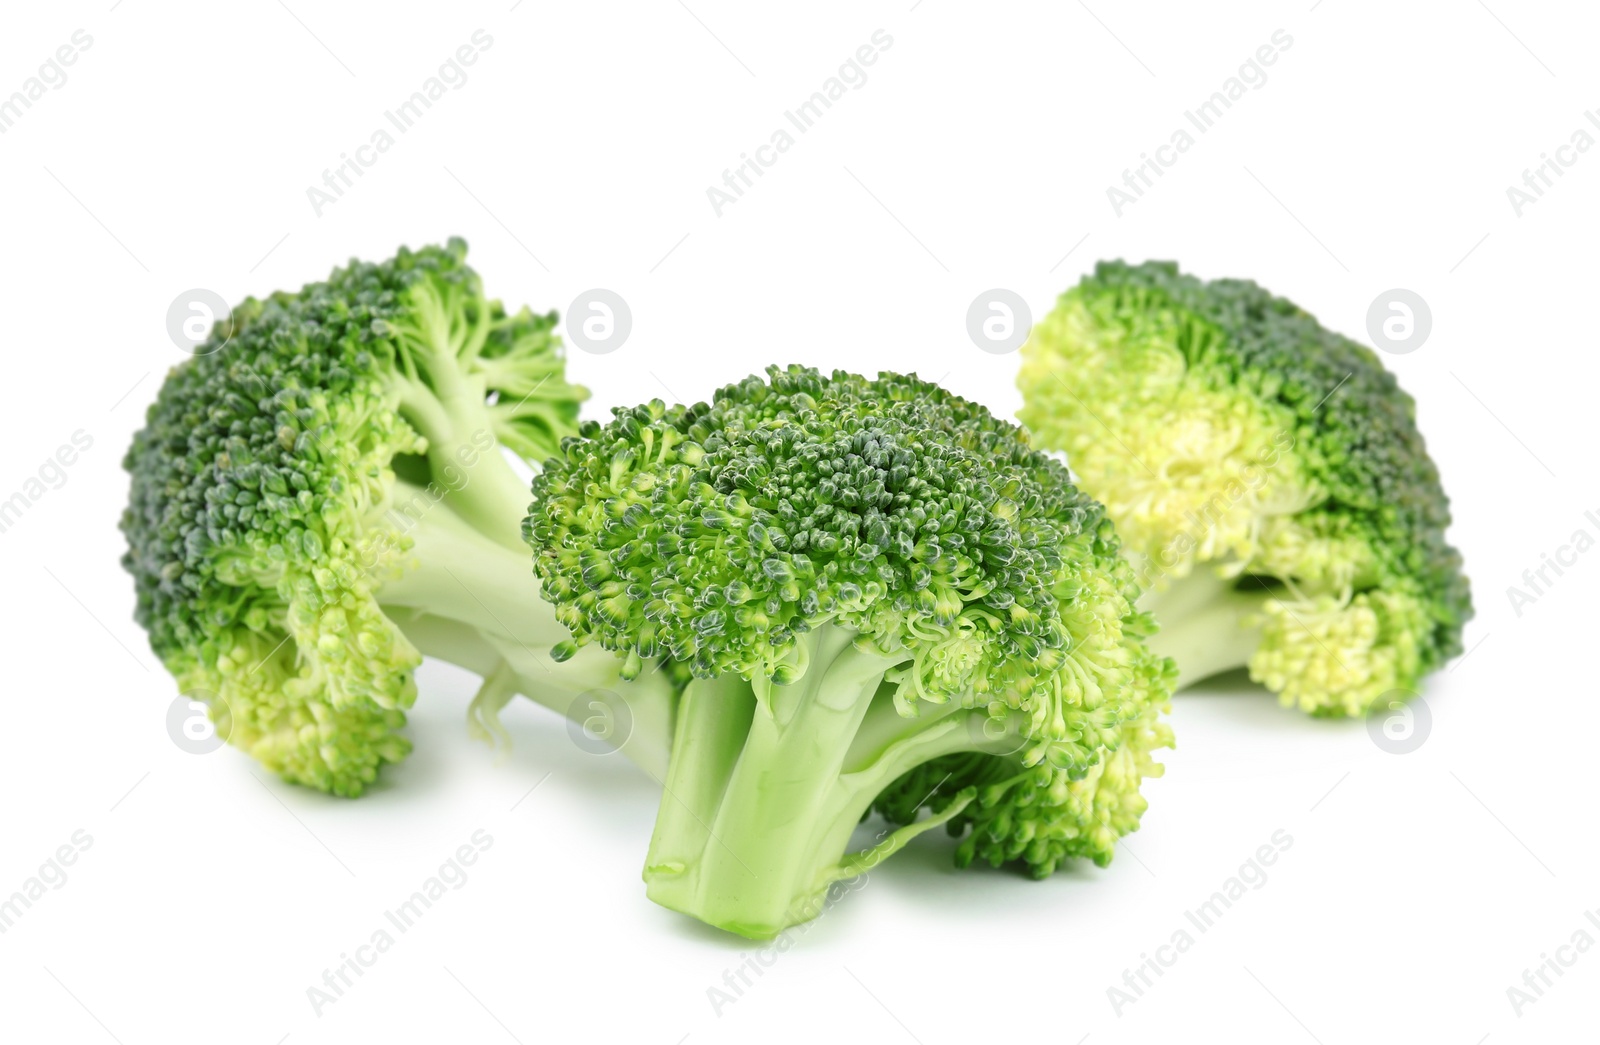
(1141, 569), (1269, 690)
(641, 624), (1014, 939)
(379, 478), (676, 775)
(383, 360), (679, 771)
(391, 369), (533, 553)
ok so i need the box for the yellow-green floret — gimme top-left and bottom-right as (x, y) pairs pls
(1019, 261), (1472, 716)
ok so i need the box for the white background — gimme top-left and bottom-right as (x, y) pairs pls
(0, 1), (1593, 1041)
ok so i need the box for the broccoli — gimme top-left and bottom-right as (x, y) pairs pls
(1018, 261), (1472, 716)
(121, 240), (676, 796)
(525, 365), (1173, 938)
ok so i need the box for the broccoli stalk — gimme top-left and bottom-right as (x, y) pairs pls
(1018, 261), (1471, 716)
(642, 625), (1005, 936)
(1137, 565), (1426, 708)
(122, 240), (672, 794)
(372, 480), (676, 776)
(527, 367), (1172, 937)
(1136, 569), (1265, 688)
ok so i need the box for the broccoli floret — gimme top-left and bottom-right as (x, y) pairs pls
(1018, 261), (1472, 716)
(525, 365), (1173, 938)
(121, 240), (675, 796)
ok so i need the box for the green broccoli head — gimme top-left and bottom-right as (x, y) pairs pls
(526, 365), (1172, 937)
(121, 240), (673, 796)
(1018, 261), (1472, 716)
